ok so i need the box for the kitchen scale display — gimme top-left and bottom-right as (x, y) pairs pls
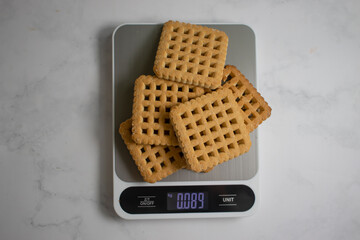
(120, 185), (255, 214)
(167, 192), (208, 211)
(113, 23), (259, 219)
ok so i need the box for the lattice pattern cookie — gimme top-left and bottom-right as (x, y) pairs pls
(153, 21), (228, 89)
(119, 119), (186, 183)
(222, 65), (272, 132)
(170, 88), (251, 172)
(132, 75), (205, 146)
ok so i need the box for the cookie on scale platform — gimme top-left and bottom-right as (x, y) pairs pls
(131, 75), (205, 146)
(154, 21), (228, 89)
(170, 88), (251, 172)
(222, 65), (272, 132)
(119, 119), (186, 183)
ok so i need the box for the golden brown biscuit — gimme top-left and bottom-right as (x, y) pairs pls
(132, 75), (205, 146)
(153, 21), (228, 89)
(170, 88), (251, 172)
(119, 119), (186, 183)
(222, 65), (272, 132)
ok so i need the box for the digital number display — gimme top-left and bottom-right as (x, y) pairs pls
(167, 192), (208, 211)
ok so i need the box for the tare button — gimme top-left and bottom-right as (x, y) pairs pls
(217, 194), (238, 207)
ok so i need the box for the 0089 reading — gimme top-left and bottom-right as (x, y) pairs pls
(167, 192), (208, 211)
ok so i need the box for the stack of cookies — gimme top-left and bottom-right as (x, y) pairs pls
(119, 21), (271, 183)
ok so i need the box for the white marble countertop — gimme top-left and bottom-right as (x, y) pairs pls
(1, 0), (360, 239)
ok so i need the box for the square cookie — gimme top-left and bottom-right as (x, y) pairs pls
(170, 88), (251, 172)
(132, 75), (205, 146)
(222, 65), (272, 132)
(153, 21), (228, 89)
(119, 119), (186, 183)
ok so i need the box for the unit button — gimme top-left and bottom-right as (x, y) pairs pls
(217, 194), (238, 207)
(137, 195), (156, 208)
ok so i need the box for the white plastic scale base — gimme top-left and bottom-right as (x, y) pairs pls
(112, 23), (259, 219)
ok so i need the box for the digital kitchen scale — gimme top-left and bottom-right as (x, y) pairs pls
(112, 23), (259, 219)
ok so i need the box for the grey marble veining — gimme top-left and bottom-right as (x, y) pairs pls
(1, 0), (360, 239)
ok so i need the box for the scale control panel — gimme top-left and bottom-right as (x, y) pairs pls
(120, 185), (255, 214)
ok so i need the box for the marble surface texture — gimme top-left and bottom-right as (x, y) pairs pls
(1, 0), (360, 239)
